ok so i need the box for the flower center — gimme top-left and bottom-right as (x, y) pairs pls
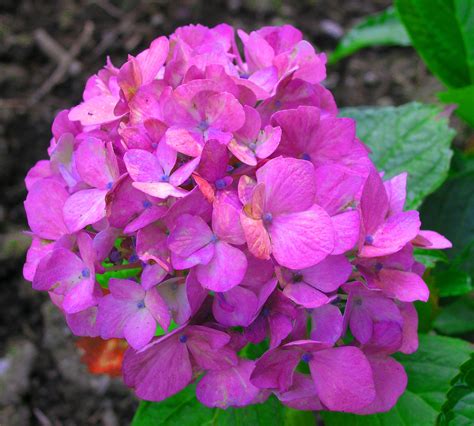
(137, 300), (145, 309)
(215, 178), (226, 190)
(302, 153), (311, 161)
(179, 335), (188, 343)
(301, 353), (313, 363)
(81, 268), (90, 278)
(263, 212), (273, 224)
(197, 120), (209, 132)
(365, 235), (374, 245)
(292, 273), (304, 283)
(142, 200), (152, 209)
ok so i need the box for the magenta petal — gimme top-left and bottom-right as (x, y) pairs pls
(413, 230), (452, 249)
(361, 170), (389, 236)
(167, 214), (214, 257)
(122, 334), (192, 401)
(255, 125), (281, 159)
(270, 206), (334, 269)
(362, 211), (421, 258)
(354, 356), (407, 414)
(331, 210), (360, 254)
(109, 278), (145, 301)
(302, 254), (352, 293)
(250, 346), (300, 391)
(268, 312), (294, 349)
(75, 138), (118, 188)
(197, 359), (260, 408)
(283, 282), (329, 309)
(141, 264), (168, 290)
(213, 286), (259, 327)
(399, 302), (419, 354)
(61, 277), (96, 314)
(196, 241), (247, 291)
(145, 287), (171, 330)
(68, 95), (123, 126)
(212, 191), (245, 245)
(124, 149), (163, 183)
(256, 157), (317, 214)
(240, 213), (272, 260)
(66, 306), (99, 337)
(309, 347), (376, 412)
(165, 126), (203, 157)
(24, 179), (69, 240)
(63, 188), (108, 233)
(310, 304), (343, 345)
(133, 182), (187, 199)
(384, 173), (407, 215)
(124, 309), (157, 350)
(137, 36), (169, 84)
(377, 269), (429, 302)
(170, 157), (200, 187)
(275, 373), (323, 411)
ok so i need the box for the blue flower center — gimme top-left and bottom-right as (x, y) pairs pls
(129, 254), (139, 263)
(365, 235), (374, 245)
(249, 142), (257, 151)
(262, 307), (270, 317)
(301, 353), (313, 363)
(106, 181), (113, 190)
(210, 234), (218, 243)
(81, 268), (90, 278)
(137, 300), (145, 309)
(292, 273), (304, 283)
(160, 174), (169, 182)
(215, 178), (226, 190)
(197, 120), (209, 131)
(142, 200), (152, 209)
(263, 212), (273, 224)
(179, 335), (188, 343)
(374, 262), (383, 272)
(275, 100), (282, 108)
(302, 153), (311, 161)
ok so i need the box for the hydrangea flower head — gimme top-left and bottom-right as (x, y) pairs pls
(23, 23), (451, 414)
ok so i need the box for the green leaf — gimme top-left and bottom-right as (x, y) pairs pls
(339, 102), (455, 209)
(439, 85), (474, 128)
(95, 267), (141, 289)
(322, 334), (473, 426)
(420, 155), (474, 280)
(329, 7), (411, 64)
(396, 0), (471, 88)
(454, 0), (474, 82)
(132, 384), (315, 426)
(434, 297), (474, 335)
(434, 266), (472, 297)
(441, 355), (474, 425)
(414, 248), (449, 269)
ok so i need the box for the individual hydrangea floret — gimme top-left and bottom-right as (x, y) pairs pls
(23, 23), (451, 414)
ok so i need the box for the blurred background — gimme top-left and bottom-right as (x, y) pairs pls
(0, 0), (455, 424)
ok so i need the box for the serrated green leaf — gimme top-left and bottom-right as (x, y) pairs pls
(396, 0), (471, 88)
(340, 103), (455, 209)
(329, 7), (410, 64)
(439, 85), (474, 128)
(132, 384), (314, 426)
(323, 334), (473, 426)
(434, 297), (474, 335)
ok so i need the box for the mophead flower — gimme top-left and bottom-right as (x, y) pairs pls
(23, 23), (451, 413)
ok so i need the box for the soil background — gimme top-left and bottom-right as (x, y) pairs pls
(0, 1), (444, 425)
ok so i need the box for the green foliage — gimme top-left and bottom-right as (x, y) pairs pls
(322, 334), (473, 426)
(434, 297), (474, 336)
(420, 153), (474, 282)
(131, 384), (315, 426)
(95, 266), (141, 289)
(340, 102), (455, 209)
(396, 0), (471, 88)
(329, 7), (410, 64)
(439, 85), (474, 127)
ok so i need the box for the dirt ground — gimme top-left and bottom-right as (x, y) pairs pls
(0, 0), (444, 424)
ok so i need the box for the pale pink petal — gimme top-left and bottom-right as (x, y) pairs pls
(124, 309), (157, 350)
(167, 214), (214, 257)
(331, 210), (360, 254)
(145, 287), (171, 330)
(412, 230), (452, 249)
(377, 269), (429, 302)
(68, 95), (123, 126)
(124, 149), (163, 182)
(240, 213), (272, 260)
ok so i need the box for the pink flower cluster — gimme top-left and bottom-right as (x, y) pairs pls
(24, 24), (451, 413)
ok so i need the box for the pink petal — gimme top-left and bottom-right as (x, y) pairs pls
(196, 241), (247, 291)
(360, 170), (389, 236)
(212, 191), (245, 245)
(213, 286), (259, 327)
(311, 304), (343, 345)
(63, 188), (108, 233)
(133, 181), (188, 199)
(283, 282), (329, 308)
(24, 179), (69, 240)
(361, 211), (421, 258)
(122, 334), (192, 401)
(353, 355), (407, 414)
(167, 214), (214, 258)
(239, 213), (272, 260)
(255, 125), (281, 159)
(309, 347), (376, 412)
(137, 36), (169, 84)
(377, 269), (429, 302)
(399, 302), (419, 354)
(124, 149), (163, 182)
(270, 205), (334, 269)
(302, 254), (352, 293)
(164, 126), (203, 157)
(197, 359), (260, 408)
(124, 309), (157, 350)
(331, 210), (360, 254)
(108, 278), (145, 301)
(75, 138), (119, 189)
(256, 157), (317, 214)
(68, 95), (123, 126)
(412, 230), (452, 249)
(145, 287), (171, 330)
(384, 173), (407, 215)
